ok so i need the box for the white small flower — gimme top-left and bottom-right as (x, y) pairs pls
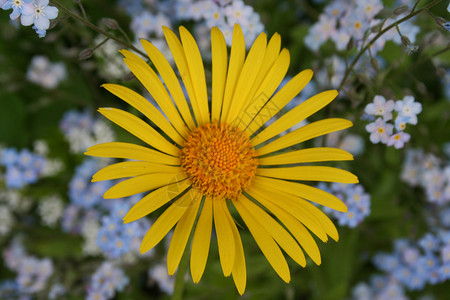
(0, 205), (13, 235)
(40, 158), (63, 177)
(386, 132), (410, 149)
(93, 120), (115, 145)
(395, 95), (422, 125)
(148, 264), (174, 295)
(224, 0), (253, 27)
(26, 55), (66, 89)
(20, 0), (58, 31)
(38, 195), (64, 226)
(356, 0), (384, 19)
(341, 11), (369, 40)
(204, 3), (225, 28)
(81, 218), (100, 255)
(339, 134), (365, 155)
(33, 140), (49, 156)
(365, 95), (395, 121)
(218, 22), (233, 45)
(331, 30), (351, 51)
(365, 118), (393, 144)
(189, 1), (204, 21)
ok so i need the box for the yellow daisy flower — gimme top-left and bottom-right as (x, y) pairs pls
(85, 24), (358, 295)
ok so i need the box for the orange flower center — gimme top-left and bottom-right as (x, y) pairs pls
(181, 122), (258, 199)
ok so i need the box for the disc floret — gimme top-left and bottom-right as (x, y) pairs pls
(181, 122), (258, 199)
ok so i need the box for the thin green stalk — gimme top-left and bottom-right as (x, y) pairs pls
(76, 0), (88, 20)
(92, 37), (110, 50)
(411, 0), (423, 13)
(337, 0), (443, 91)
(171, 247), (190, 300)
(51, 1), (148, 58)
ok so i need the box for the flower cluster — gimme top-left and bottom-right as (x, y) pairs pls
(65, 157), (153, 259)
(1, 0), (58, 37)
(401, 149), (450, 205)
(26, 55), (67, 89)
(61, 158), (110, 240)
(3, 238), (54, 296)
(121, 0), (264, 50)
(87, 262), (129, 300)
(364, 95), (422, 149)
(351, 200), (450, 299)
(69, 158), (112, 209)
(0, 147), (46, 189)
(319, 183), (371, 228)
(305, 0), (419, 54)
(175, 0), (264, 47)
(351, 276), (409, 300)
(59, 110), (115, 153)
(97, 201), (151, 259)
(373, 232), (450, 291)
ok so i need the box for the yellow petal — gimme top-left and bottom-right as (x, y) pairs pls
(139, 190), (200, 254)
(254, 176), (347, 212)
(139, 40), (196, 131)
(162, 26), (201, 127)
(249, 195), (321, 265)
(123, 179), (190, 223)
(246, 69), (313, 135)
(85, 142), (180, 165)
(211, 27), (228, 122)
(221, 24), (245, 122)
(244, 33), (281, 108)
(240, 194), (306, 267)
(227, 205), (247, 295)
(167, 196), (201, 275)
(98, 107), (179, 157)
(190, 196), (213, 283)
(103, 172), (186, 199)
(250, 183), (338, 241)
(237, 48), (290, 131)
(225, 32), (267, 124)
(92, 161), (180, 182)
(214, 198), (235, 276)
(257, 166), (359, 184)
(258, 147), (353, 166)
(256, 118), (353, 156)
(247, 184), (328, 242)
(294, 199), (339, 241)
(252, 90), (339, 146)
(121, 52), (189, 136)
(102, 83), (185, 145)
(179, 26), (210, 125)
(234, 196), (291, 283)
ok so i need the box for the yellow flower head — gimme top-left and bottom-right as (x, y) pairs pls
(85, 24), (358, 295)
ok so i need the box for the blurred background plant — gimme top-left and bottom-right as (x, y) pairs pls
(0, 0), (449, 299)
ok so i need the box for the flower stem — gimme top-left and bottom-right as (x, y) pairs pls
(51, 1), (148, 58)
(406, 44), (450, 73)
(171, 245), (190, 300)
(337, 0), (443, 92)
